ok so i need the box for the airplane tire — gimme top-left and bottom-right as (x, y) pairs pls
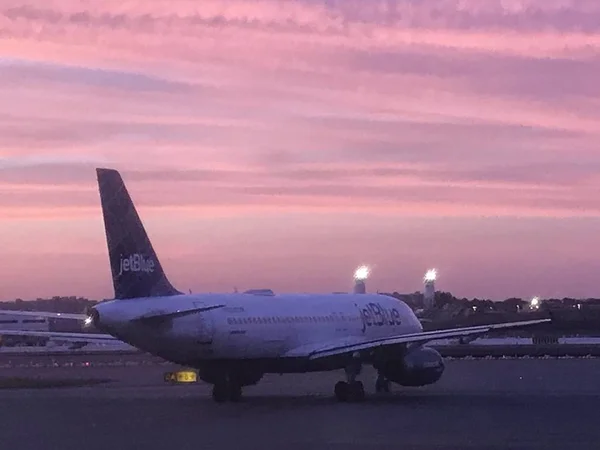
(350, 381), (365, 402)
(229, 384), (242, 402)
(334, 381), (349, 402)
(212, 383), (229, 403)
(375, 378), (390, 393)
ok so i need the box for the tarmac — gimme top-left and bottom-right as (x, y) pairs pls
(1, 356), (600, 450)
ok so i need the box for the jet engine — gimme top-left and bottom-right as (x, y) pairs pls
(377, 347), (445, 387)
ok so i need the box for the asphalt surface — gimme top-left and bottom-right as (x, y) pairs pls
(1, 357), (599, 450)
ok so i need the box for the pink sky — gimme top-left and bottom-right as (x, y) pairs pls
(1, 0), (600, 301)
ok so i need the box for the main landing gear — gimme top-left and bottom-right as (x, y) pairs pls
(334, 362), (365, 402)
(334, 379), (365, 402)
(334, 365), (392, 402)
(211, 375), (242, 403)
(375, 372), (391, 394)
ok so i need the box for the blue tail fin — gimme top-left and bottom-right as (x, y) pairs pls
(96, 168), (182, 300)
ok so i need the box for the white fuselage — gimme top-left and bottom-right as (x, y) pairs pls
(93, 292), (423, 363)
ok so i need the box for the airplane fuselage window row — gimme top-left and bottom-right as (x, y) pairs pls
(226, 315), (362, 325)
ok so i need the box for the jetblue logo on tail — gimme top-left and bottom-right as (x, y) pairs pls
(118, 254), (155, 276)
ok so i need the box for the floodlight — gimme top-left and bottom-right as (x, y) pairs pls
(530, 296), (540, 309)
(354, 265), (370, 281)
(424, 269), (437, 282)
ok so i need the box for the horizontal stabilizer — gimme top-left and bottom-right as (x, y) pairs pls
(131, 304), (225, 325)
(0, 329), (118, 343)
(0, 310), (88, 321)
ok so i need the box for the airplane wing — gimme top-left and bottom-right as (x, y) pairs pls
(305, 318), (551, 360)
(0, 310), (88, 320)
(0, 329), (117, 343)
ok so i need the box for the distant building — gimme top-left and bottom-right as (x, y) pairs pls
(353, 279), (366, 294)
(0, 314), (49, 347)
(423, 269), (437, 309)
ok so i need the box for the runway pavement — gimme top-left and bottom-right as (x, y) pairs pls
(1, 358), (600, 450)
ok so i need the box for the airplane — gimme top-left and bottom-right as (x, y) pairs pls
(0, 168), (551, 403)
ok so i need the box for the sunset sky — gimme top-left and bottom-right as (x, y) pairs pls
(1, 0), (599, 301)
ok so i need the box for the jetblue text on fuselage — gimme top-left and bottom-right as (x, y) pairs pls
(361, 302), (402, 327)
(118, 254), (155, 276)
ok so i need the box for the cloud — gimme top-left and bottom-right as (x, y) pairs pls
(349, 50), (600, 105)
(0, 155), (107, 170)
(1, 0), (600, 298)
(0, 58), (193, 93)
(5, 1), (600, 35)
(1, 159), (598, 221)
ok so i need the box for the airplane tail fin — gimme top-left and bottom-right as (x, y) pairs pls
(96, 168), (182, 300)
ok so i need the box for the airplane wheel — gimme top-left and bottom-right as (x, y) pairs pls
(229, 384), (243, 402)
(335, 381), (365, 402)
(334, 381), (349, 402)
(212, 383), (229, 403)
(375, 378), (390, 393)
(349, 381), (365, 402)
